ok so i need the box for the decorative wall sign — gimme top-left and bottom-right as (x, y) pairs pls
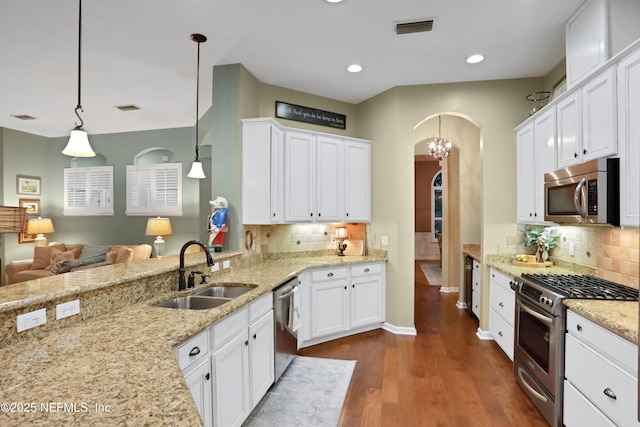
(276, 101), (346, 130)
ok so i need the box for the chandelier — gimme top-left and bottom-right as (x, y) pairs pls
(428, 115), (452, 160)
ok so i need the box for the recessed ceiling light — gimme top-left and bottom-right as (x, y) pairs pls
(326, 0), (343, 3)
(347, 64), (363, 73)
(466, 54), (484, 64)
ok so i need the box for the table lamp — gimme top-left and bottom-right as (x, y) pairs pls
(27, 217), (55, 247)
(336, 226), (348, 256)
(145, 217), (172, 257)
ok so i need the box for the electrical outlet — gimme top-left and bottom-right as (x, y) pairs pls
(56, 299), (80, 320)
(17, 308), (46, 332)
(210, 262), (220, 272)
(223, 260), (231, 269)
(330, 234), (336, 244)
(569, 242), (575, 256)
(381, 236), (389, 246)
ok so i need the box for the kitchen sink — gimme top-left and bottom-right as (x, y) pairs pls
(194, 285), (256, 299)
(155, 295), (231, 310)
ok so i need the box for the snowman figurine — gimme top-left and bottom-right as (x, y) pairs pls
(208, 197), (228, 251)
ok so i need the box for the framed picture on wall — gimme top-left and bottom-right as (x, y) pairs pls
(16, 175), (41, 196)
(18, 231), (36, 244)
(19, 198), (40, 216)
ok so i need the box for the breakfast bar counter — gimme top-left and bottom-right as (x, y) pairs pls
(0, 252), (386, 426)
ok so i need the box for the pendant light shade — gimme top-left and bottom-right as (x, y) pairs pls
(428, 115), (452, 160)
(62, 0), (95, 157)
(187, 33), (207, 179)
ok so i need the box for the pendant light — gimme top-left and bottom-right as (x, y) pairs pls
(62, 0), (96, 157)
(187, 33), (207, 179)
(428, 115), (452, 160)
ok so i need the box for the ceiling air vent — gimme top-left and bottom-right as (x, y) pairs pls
(395, 18), (435, 35)
(11, 114), (37, 120)
(115, 104), (140, 111)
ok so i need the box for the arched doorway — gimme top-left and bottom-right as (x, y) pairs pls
(414, 114), (482, 299)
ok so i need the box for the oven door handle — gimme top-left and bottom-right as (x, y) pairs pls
(573, 177), (587, 218)
(519, 300), (553, 326)
(517, 367), (549, 403)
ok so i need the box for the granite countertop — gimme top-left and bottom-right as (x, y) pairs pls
(0, 253), (386, 426)
(564, 299), (638, 345)
(462, 244), (481, 262)
(487, 254), (638, 346)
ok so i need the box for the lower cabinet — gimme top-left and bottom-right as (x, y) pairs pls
(471, 260), (481, 318)
(175, 293), (274, 427)
(299, 262), (386, 348)
(488, 267), (515, 360)
(563, 310), (639, 427)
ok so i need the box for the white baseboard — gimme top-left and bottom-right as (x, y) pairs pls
(382, 322), (417, 336)
(476, 328), (493, 340)
(456, 301), (468, 309)
(439, 286), (459, 293)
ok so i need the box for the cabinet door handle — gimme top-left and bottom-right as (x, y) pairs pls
(273, 212), (276, 217)
(498, 331), (503, 337)
(189, 347), (200, 357)
(327, 272), (334, 277)
(346, 213), (349, 217)
(576, 324), (582, 332)
(603, 388), (617, 400)
(205, 373), (210, 381)
(344, 286), (347, 290)
(244, 340), (249, 346)
(574, 152), (578, 158)
(310, 213), (313, 216)
(318, 212), (321, 217)
(583, 149), (587, 155)
(253, 333), (257, 340)
(498, 302), (504, 308)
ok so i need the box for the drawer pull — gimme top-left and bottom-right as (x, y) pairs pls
(189, 347), (201, 357)
(603, 388), (617, 400)
(205, 373), (210, 381)
(253, 333), (257, 340)
(327, 272), (334, 277)
(498, 302), (504, 308)
(498, 331), (503, 337)
(576, 324), (582, 332)
(364, 268), (370, 273)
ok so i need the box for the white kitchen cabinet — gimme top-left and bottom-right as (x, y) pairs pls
(566, 0), (640, 89)
(344, 140), (371, 221)
(309, 266), (349, 338)
(617, 46), (640, 227)
(350, 263), (385, 329)
(211, 294), (274, 427)
(283, 130), (315, 222)
(564, 310), (639, 427)
(515, 107), (556, 224)
(175, 330), (212, 427)
(315, 134), (343, 221)
(556, 90), (583, 169)
(299, 261), (386, 348)
(488, 268), (515, 361)
(241, 118), (284, 224)
(471, 260), (481, 319)
(184, 358), (213, 427)
(582, 66), (617, 161)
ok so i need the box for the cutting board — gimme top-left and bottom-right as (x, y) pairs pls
(343, 239), (364, 256)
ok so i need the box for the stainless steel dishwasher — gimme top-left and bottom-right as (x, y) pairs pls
(273, 277), (299, 381)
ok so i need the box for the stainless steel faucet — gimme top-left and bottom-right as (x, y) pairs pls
(178, 240), (215, 291)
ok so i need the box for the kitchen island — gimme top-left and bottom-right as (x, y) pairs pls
(0, 252), (386, 426)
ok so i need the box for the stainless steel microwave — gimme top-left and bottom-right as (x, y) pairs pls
(544, 158), (619, 225)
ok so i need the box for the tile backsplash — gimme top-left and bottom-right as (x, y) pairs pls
(511, 225), (639, 288)
(242, 223), (367, 255)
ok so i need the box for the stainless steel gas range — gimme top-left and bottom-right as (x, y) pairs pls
(509, 273), (639, 427)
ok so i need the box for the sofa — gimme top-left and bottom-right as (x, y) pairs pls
(4, 243), (152, 285)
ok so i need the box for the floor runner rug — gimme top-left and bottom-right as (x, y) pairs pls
(420, 263), (443, 286)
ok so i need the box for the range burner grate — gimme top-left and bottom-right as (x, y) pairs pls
(522, 274), (639, 301)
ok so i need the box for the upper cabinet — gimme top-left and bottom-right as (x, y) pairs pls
(242, 118), (372, 225)
(617, 47), (640, 227)
(566, 0), (640, 89)
(516, 107), (556, 224)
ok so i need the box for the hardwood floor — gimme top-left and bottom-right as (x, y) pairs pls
(299, 261), (549, 427)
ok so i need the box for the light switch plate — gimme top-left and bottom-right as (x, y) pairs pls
(17, 308), (47, 332)
(222, 260), (231, 269)
(210, 262), (220, 272)
(56, 299), (80, 320)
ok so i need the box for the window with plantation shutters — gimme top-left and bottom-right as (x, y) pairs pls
(63, 166), (114, 216)
(125, 163), (183, 216)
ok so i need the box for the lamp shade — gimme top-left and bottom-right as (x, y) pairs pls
(62, 128), (96, 157)
(145, 217), (172, 237)
(187, 161), (206, 179)
(336, 226), (347, 239)
(26, 217), (55, 235)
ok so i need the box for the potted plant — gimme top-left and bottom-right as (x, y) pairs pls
(522, 226), (560, 263)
